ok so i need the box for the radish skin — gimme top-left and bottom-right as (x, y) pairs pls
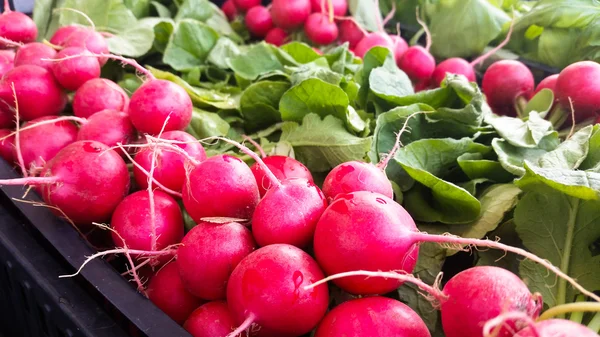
(250, 155), (313, 197)
(73, 78), (130, 118)
(514, 319), (599, 337)
(14, 42), (57, 71)
(184, 301), (242, 337)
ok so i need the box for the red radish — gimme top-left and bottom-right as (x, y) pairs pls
(398, 11), (435, 82)
(441, 267), (541, 337)
(0, 129), (14, 162)
(245, 6), (273, 38)
(133, 131), (206, 192)
(535, 74), (558, 95)
(0, 49), (13, 77)
(233, 0), (260, 12)
(51, 47), (101, 91)
(13, 42), (57, 71)
(183, 154), (259, 222)
(184, 301), (241, 337)
(146, 261), (203, 325)
(270, 0), (311, 31)
(250, 155), (313, 197)
(354, 32), (394, 59)
(177, 221), (256, 300)
(264, 28), (288, 46)
(322, 161), (393, 200)
(77, 109), (136, 149)
(62, 28), (109, 66)
(514, 319), (599, 337)
(337, 18), (365, 49)
(310, 0), (347, 16)
(0, 65), (68, 120)
(111, 190), (184, 251)
(221, 0), (238, 21)
(390, 34), (408, 65)
(482, 60), (534, 116)
(15, 116), (78, 169)
(555, 61), (600, 122)
(0, 140), (130, 226)
(0, 1), (37, 45)
(226, 244), (329, 337)
(305, 13), (339, 45)
(73, 78), (130, 118)
(414, 79), (432, 92)
(50, 26), (84, 45)
(314, 297), (431, 337)
(0, 83), (13, 129)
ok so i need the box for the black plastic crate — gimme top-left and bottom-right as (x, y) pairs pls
(0, 159), (191, 337)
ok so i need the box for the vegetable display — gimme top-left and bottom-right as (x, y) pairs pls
(0, 0), (598, 337)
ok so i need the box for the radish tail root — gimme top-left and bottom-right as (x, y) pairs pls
(241, 135), (267, 158)
(10, 83), (27, 177)
(377, 111), (428, 170)
(0, 36), (23, 48)
(0, 116), (87, 142)
(226, 314), (256, 337)
(44, 53), (156, 80)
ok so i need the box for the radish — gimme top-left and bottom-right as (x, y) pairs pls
(482, 60), (535, 116)
(16, 116), (78, 169)
(184, 301), (241, 337)
(222, 0), (238, 21)
(233, 0), (261, 12)
(51, 47), (101, 91)
(146, 261), (203, 325)
(49, 25), (85, 46)
(264, 28), (288, 46)
(245, 6), (273, 38)
(431, 19), (515, 87)
(226, 244), (329, 337)
(14, 42), (57, 71)
(0, 129), (14, 162)
(314, 296), (431, 337)
(310, 0), (347, 16)
(304, 13), (339, 45)
(61, 27), (109, 66)
(177, 221), (256, 300)
(271, 0), (311, 31)
(73, 78), (130, 118)
(398, 12), (435, 82)
(0, 140), (130, 226)
(535, 74), (558, 95)
(0, 65), (68, 120)
(111, 190), (184, 251)
(337, 18), (365, 50)
(0, 83), (13, 129)
(133, 131), (206, 193)
(0, 0), (37, 45)
(322, 161), (393, 200)
(514, 319), (599, 337)
(77, 109), (136, 149)
(183, 154), (259, 222)
(353, 32), (394, 59)
(0, 49), (14, 77)
(414, 79), (432, 92)
(312, 191), (600, 303)
(555, 61), (600, 122)
(390, 34), (408, 65)
(249, 155), (313, 197)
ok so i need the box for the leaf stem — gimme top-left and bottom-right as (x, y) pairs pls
(538, 302), (600, 321)
(569, 295), (587, 324)
(588, 311), (600, 333)
(556, 198), (579, 308)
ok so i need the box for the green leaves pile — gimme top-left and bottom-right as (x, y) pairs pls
(32, 0), (600, 334)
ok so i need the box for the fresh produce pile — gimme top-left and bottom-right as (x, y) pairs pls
(0, 0), (598, 337)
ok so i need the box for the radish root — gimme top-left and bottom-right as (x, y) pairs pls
(43, 53), (155, 80)
(226, 314), (256, 337)
(483, 311), (541, 337)
(377, 111), (429, 170)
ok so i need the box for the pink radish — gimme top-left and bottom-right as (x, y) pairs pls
(310, 0), (347, 16)
(482, 60), (534, 116)
(264, 28), (288, 46)
(15, 115), (78, 169)
(50, 25), (86, 45)
(390, 34), (408, 65)
(222, 0), (238, 21)
(233, 0), (261, 12)
(245, 6), (273, 38)
(398, 12), (435, 82)
(133, 131), (206, 192)
(0, 140), (130, 226)
(147, 261), (203, 325)
(431, 20), (515, 87)
(14, 42), (57, 71)
(183, 154), (259, 222)
(0, 49), (14, 77)
(51, 47), (101, 91)
(515, 319), (599, 337)
(0, 83), (14, 129)
(270, 0), (311, 31)
(354, 32), (394, 59)
(305, 13), (339, 45)
(111, 190), (184, 251)
(337, 18), (366, 50)
(250, 155), (313, 197)
(184, 301), (242, 337)
(61, 27), (109, 66)
(77, 109), (136, 149)
(314, 296), (431, 337)
(73, 78), (130, 118)
(555, 61), (600, 122)
(226, 244), (329, 337)
(0, 128), (14, 162)
(535, 74), (558, 95)
(0, 0), (37, 45)
(0, 65), (68, 120)
(322, 161), (393, 200)
(177, 221), (256, 300)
